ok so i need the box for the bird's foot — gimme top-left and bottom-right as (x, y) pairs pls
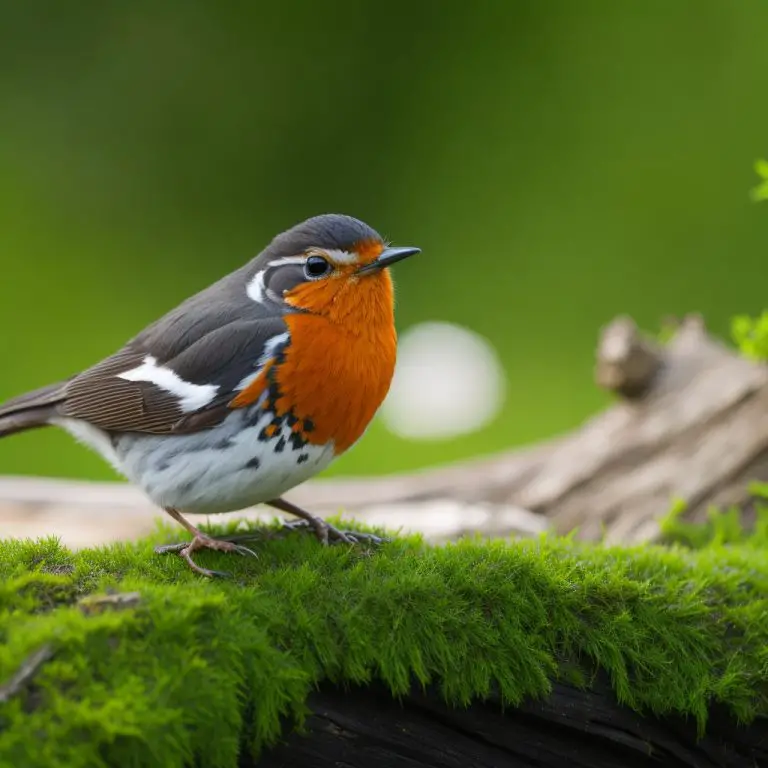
(280, 518), (389, 547)
(155, 534), (257, 578)
(265, 497), (389, 547)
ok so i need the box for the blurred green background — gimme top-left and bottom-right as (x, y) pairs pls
(1, 0), (767, 482)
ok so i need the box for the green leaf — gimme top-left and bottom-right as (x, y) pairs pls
(750, 159), (768, 201)
(755, 158), (768, 178)
(731, 311), (768, 361)
(750, 181), (768, 202)
(749, 481), (768, 500)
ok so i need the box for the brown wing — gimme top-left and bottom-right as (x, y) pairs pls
(0, 381), (68, 419)
(8, 248), (306, 436)
(60, 348), (189, 433)
(59, 318), (289, 435)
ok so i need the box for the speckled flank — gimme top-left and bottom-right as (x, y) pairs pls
(94, 407), (335, 514)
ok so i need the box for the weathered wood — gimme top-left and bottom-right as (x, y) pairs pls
(0, 475), (547, 547)
(256, 679), (767, 768)
(2, 314), (767, 546)
(278, 314), (768, 543)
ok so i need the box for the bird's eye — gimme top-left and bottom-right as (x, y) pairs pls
(304, 255), (331, 279)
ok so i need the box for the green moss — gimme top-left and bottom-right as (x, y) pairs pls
(660, 484), (768, 550)
(1, 520), (768, 767)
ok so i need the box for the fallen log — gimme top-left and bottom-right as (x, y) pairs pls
(259, 680), (768, 768)
(1, 314), (766, 546)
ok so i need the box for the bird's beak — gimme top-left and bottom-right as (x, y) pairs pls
(356, 246), (420, 274)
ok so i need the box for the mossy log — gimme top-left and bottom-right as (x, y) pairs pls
(1, 524), (766, 767)
(2, 314), (766, 549)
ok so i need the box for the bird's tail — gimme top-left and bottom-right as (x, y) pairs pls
(0, 382), (67, 438)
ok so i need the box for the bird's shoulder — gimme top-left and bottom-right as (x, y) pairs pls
(61, 272), (292, 435)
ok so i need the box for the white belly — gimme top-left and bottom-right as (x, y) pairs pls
(53, 408), (336, 514)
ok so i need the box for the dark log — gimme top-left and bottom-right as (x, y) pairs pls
(256, 679), (767, 768)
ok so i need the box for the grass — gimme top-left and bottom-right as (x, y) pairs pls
(1, 520), (767, 768)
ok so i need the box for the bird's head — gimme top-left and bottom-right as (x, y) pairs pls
(249, 214), (419, 328)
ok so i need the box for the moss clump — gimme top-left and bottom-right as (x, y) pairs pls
(1, 520), (767, 767)
(660, 484), (768, 550)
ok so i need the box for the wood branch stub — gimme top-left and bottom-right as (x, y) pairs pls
(255, 680), (767, 768)
(595, 315), (663, 399)
(0, 645), (53, 705)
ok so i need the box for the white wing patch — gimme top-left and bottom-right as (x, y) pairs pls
(235, 332), (290, 391)
(117, 355), (219, 412)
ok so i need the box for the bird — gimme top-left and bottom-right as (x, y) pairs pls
(0, 213), (420, 576)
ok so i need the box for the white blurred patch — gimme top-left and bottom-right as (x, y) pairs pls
(381, 321), (506, 440)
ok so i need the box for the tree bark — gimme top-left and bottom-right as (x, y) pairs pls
(256, 678), (768, 768)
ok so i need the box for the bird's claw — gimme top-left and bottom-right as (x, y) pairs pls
(155, 533), (258, 578)
(230, 542), (259, 558)
(280, 519), (389, 547)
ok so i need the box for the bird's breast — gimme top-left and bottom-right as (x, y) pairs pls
(272, 312), (397, 455)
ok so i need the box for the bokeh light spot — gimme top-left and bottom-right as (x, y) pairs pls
(381, 321), (506, 440)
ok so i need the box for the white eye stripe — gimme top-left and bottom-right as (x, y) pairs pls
(267, 256), (307, 267)
(249, 250), (358, 305)
(268, 250), (359, 268)
(117, 356), (219, 412)
(323, 248), (358, 265)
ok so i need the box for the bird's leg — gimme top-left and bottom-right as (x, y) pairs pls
(265, 497), (388, 546)
(154, 507), (258, 578)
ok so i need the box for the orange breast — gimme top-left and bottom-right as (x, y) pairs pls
(273, 268), (398, 454)
(272, 310), (397, 454)
(231, 268), (398, 454)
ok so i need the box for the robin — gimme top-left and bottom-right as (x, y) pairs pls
(0, 214), (419, 576)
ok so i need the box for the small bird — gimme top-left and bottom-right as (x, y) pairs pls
(0, 214), (419, 576)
